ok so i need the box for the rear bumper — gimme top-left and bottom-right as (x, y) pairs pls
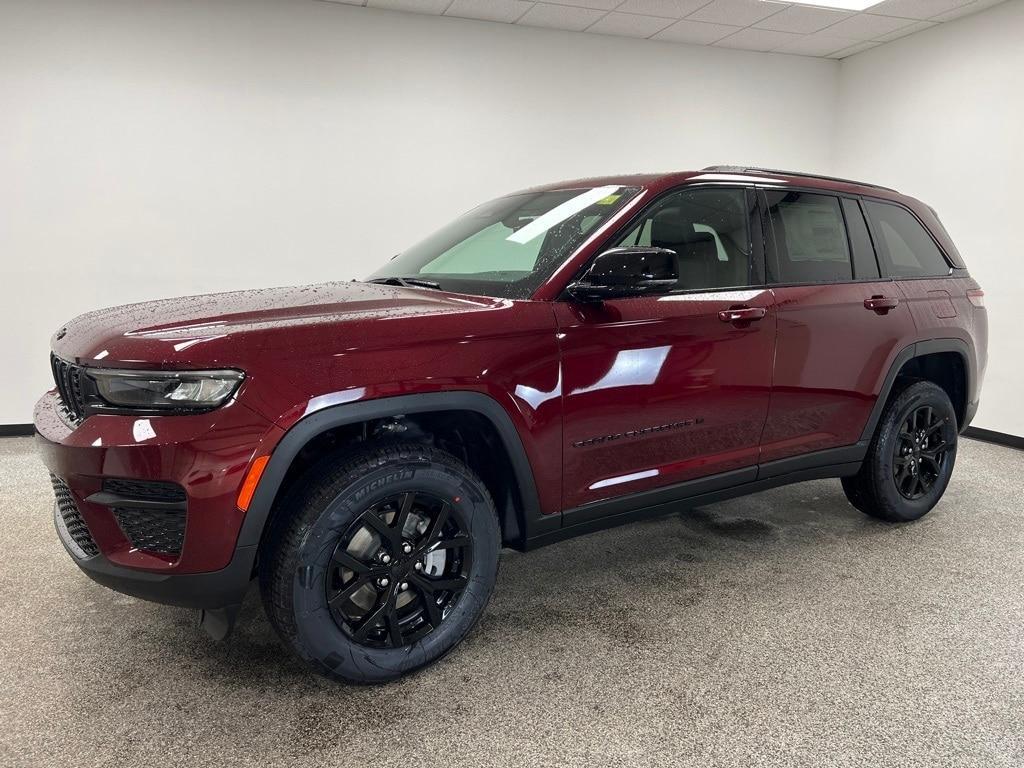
(962, 397), (980, 433)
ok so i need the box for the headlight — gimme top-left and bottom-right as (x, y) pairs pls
(86, 369), (244, 412)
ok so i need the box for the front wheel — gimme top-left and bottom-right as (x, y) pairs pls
(259, 443), (500, 683)
(842, 381), (958, 523)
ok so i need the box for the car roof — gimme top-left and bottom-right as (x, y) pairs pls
(523, 165), (965, 301)
(520, 166), (906, 203)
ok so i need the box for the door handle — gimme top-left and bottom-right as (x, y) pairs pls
(718, 306), (767, 324)
(864, 295), (899, 314)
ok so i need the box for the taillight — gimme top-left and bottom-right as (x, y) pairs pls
(967, 289), (985, 308)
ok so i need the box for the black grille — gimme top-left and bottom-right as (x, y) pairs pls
(103, 478), (187, 504)
(50, 354), (86, 424)
(50, 474), (99, 558)
(113, 507), (186, 555)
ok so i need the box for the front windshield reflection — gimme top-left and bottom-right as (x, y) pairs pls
(368, 186), (641, 300)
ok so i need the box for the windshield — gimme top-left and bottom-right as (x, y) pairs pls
(368, 185), (641, 299)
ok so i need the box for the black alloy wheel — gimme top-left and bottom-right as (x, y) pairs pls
(892, 405), (950, 500)
(841, 380), (958, 523)
(260, 442), (500, 683)
(326, 491), (472, 649)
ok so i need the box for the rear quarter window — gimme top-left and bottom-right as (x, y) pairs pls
(864, 201), (951, 278)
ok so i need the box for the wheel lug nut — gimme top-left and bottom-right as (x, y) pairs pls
(380, 553), (391, 564)
(402, 542), (412, 554)
(400, 582), (408, 591)
(414, 562), (423, 571)
(378, 577), (389, 588)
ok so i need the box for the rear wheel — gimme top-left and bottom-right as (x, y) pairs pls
(259, 443), (500, 683)
(842, 381), (958, 522)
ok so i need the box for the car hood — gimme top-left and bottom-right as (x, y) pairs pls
(51, 281), (510, 366)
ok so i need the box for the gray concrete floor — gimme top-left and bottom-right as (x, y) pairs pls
(1, 436), (1022, 767)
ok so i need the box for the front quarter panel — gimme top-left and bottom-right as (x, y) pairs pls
(250, 298), (564, 516)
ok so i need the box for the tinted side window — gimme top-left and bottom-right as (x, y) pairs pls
(841, 198), (880, 279)
(765, 192), (852, 283)
(864, 201), (950, 278)
(616, 187), (755, 291)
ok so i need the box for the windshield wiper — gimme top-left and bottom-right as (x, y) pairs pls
(367, 277), (443, 291)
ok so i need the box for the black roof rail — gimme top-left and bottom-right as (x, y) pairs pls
(701, 165), (897, 193)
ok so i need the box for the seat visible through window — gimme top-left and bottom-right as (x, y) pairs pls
(616, 187), (754, 292)
(651, 211), (721, 290)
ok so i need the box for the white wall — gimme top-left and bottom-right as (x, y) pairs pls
(4, 0), (1019, 438)
(0, 0), (840, 425)
(834, 0), (1023, 438)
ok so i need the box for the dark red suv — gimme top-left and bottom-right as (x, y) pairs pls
(36, 166), (987, 682)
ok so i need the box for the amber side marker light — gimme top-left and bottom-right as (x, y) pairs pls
(237, 455), (270, 511)
(967, 289), (985, 308)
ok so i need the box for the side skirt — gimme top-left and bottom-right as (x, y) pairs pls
(522, 442), (867, 550)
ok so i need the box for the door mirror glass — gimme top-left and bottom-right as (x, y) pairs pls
(567, 247), (678, 302)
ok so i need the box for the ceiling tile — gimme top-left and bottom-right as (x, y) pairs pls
(755, 5), (852, 33)
(615, 0), (713, 17)
(714, 27), (803, 51)
(927, 2), (977, 20)
(828, 40), (882, 58)
(366, 0), (450, 13)
(868, 0), (966, 21)
(873, 18), (936, 41)
(772, 32), (852, 56)
(651, 18), (740, 43)
(687, 0), (785, 27)
(445, 0), (534, 23)
(929, 0), (1005, 22)
(821, 12), (916, 40)
(587, 12), (676, 36)
(516, 3), (606, 30)
(326, 0), (986, 59)
(534, 0), (621, 9)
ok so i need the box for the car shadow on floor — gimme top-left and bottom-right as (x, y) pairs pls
(48, 475), (922, 709)
(63, 477), (897, 691)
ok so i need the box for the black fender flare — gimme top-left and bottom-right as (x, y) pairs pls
(235, 391), (543, 553)
(858, 337), (974, 442)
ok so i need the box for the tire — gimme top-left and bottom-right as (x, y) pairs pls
(259, 442), (500, 683)
(842, 380), (958, 523)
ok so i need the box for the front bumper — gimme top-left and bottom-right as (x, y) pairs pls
(36, 389), (283, 607)
(53, 501), (257, 609)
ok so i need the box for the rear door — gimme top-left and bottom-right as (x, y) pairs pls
(556, 185), (776, 512)
(759, 189), (917, 466)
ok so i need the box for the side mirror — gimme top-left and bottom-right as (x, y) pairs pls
(566, 247), (678, 302)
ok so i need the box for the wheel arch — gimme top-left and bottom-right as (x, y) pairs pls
(860, 338), (975, 442)
(236, 392), (543, 558)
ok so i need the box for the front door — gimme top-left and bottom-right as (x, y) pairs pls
(555, 186), (776, 512)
